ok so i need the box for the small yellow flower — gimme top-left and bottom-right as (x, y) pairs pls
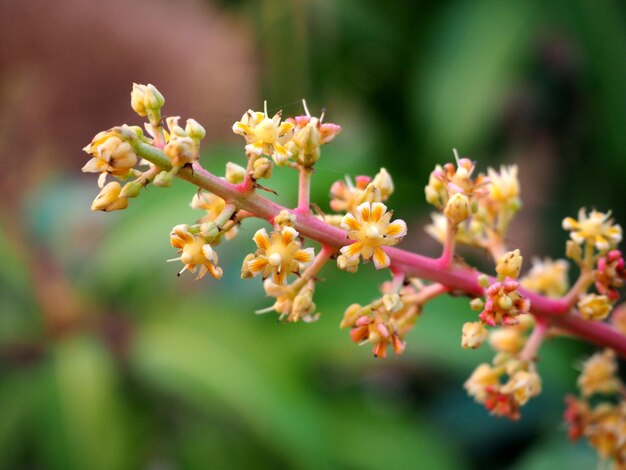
(90, 181), (128, 212)
(169, 225), (222, 280)
(464, 363), (501, 403)
(246, 226), (314, 285)
(444, 193), (471, 224)
(83, 131), (139, 187)
(501, 369), (542, 406)
(563, 208), (622, 251)
(340, 202), (407, 270)
(461, 321), (488, 349)
(232, 103), (294, 163)
(520, 258), (569, 298)
(487, 165), (520, 206)
(164, 117), (197, 166)
(578, 349), (621, 397)
(578, 294), (612, 321)
(496, 249), (523, 281)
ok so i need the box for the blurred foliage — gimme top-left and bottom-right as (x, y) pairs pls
(2, 0), (625, 468)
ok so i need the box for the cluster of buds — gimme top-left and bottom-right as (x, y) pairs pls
(329, 168), (394, 215)
(465, 354), (542, 421)
(285, 107), (341, 167)
(469, 250), (530, 328)
(260, 278), (318, 323)
(82, 83), (208, 211)
(565, 348), (626, 466)
(425, 156), (523, 258)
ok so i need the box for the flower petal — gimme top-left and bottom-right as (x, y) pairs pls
(281, 226), (298, 245)
(248, 257), (269, 275)
(385, 219), (407, 238)
(370, 202), (387, 222)
(253, 228), (271, 250)
(341, 213), (361, 231)
(341, 241), (363, 259)
(294, 247), (315, 264)
(373, 247), (390, 269)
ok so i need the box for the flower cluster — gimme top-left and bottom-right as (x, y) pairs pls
(564, 348), (626, 466)
(83, 83), (626, 468)
(464, 355), (541, 421)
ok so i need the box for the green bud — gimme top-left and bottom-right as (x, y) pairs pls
(119, 180), (143, 198)
(225, 162), (246, 184)
(185, 119), (206, 142)
(144, 84), (165, 111)
(153, 170), (173, 187)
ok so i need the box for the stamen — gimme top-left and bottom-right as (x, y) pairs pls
(302, 99), (310, 117)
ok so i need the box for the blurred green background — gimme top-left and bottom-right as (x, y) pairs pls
(1, 0), (624, 468)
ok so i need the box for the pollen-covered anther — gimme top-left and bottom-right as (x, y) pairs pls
(339, 202), (407, 270)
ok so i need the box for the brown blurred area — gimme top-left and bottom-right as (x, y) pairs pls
(0, 0), (257, 204)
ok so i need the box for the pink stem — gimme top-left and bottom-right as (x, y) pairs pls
(519, 319), (548, 362)
(437, 220), (457, 270)
(296, 167), (312, 214)
(131, 142), (626, 357)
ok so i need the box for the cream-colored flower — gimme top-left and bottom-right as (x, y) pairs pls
(520, 258), (569, 298)
(259, 279), (319, 323)
(246, 226), (314, 285)
(501, 370), (542, 406)
(164, 116), (197, 166)
(563, 208), (622, 251)
(169, 225), (222, 280)
(90, 181), (128, 212)
(329, 170), (390, 214)
(83, 131), (138, 187)
(232, 103), (294, 163)
(487, 165), (520, 206)
(191, 191), (238, 240)
(578, 349), (621, 397)
(464, 363), (501, 403)
(340, 202), (407, 270)
(578, 294), (612, 321)
(462, 321), (488, 349)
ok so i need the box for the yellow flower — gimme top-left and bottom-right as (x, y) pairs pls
(578, 294), (612, 321)
(563, 208), (622, 251)
(340, 202), (407, 270)
(246, 226), (314, 285)
(232, 103), (294, 163)
(578, 349), (621, 397)
(82, 131), (138, 187)
(520, 258), (569, 298)
(487, 165), (520, 206)
(259, 279), (319, 323)
(164, 117), (197, 166)
(464, 363), (501, 403)
(169, 225), (222, 280)
(191, 191), (238, 240)
(461, 321), (488, 349)
(501, 370), (542, 406)
(90, 181), (128, 212)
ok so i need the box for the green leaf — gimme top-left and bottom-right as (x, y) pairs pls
(38, 334), (132, 470)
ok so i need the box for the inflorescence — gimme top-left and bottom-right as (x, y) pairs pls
(83, 84), (626, 467)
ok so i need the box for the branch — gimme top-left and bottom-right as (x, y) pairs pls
(130, 140), (626, 357)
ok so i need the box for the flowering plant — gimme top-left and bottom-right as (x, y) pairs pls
(83, 84), (626, 467)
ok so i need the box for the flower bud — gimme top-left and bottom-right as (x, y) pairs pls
(252, 157), (273, 180)
(199, 222), (219, 242)
(444, 193), (471, 224)
(130, 83), (148, 116)
(382, 293), (402, 313)
(578, 294), (612, 321)
(372, 168), (394, 200)
(496, 249), (523, 281)
(462, 321), (488, 349)
(337, 254), (359, 273)
(274, 210), (296, 228)
(225, 162), (246, 184)
(153, 171), (173, 187)
(185, 118), (206, 142)
(91, 182), (128, 212)
(489, 328), (525, 353)
(470, 298), (485, 311)
(119, 180), (143, 198)
(144, 84), (165, 111)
